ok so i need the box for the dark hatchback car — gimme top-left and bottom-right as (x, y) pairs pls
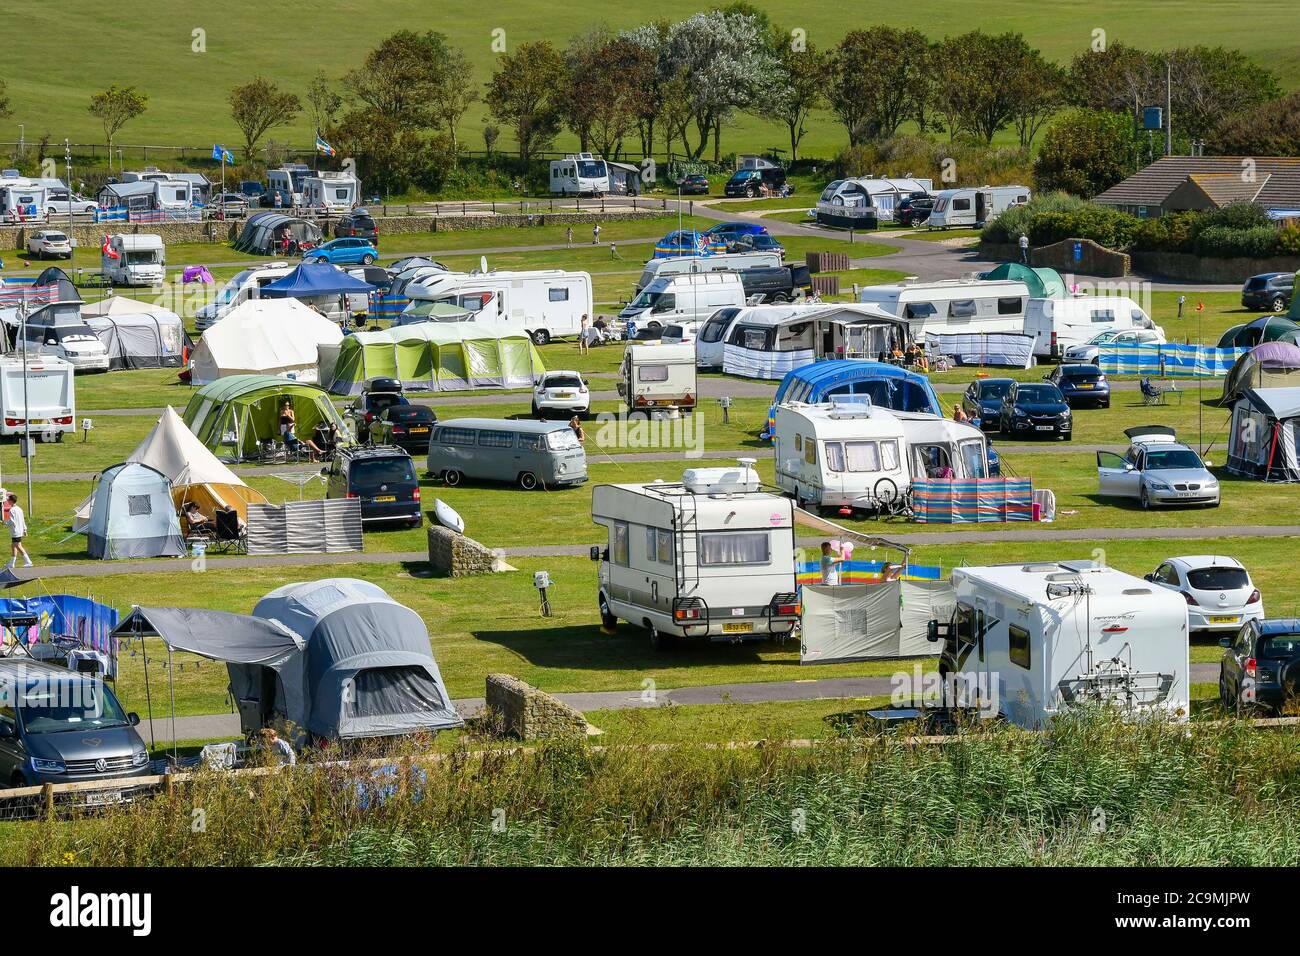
(961, 377), (1015, 431)
(1220, 619), (1300, 714)
(679, 173), (710, 195)
(347, 378), (409, 442)
(1241, 272), (1294, 313)
(325, 444), (422, 526)
(335, 210), (379, 244)
(724, 167), (788, 198)
(896, 195), (934, 227)
(1045, 363), (1112, 408)
(998, 382), (1072, 439)
(370, 404), (438, 454)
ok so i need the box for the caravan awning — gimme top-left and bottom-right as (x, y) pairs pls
(115, 606), (304, 663)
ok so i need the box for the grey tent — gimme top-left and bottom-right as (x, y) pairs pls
(33, 267), (81, 303)
(85, 462), (185, 560)
(233, 211), (322, 255)
(1226, 386), (1300, 482)
(1219, 341), (1300, 406)
(80, 296), (192, 369)
(799, 579), (955, 664)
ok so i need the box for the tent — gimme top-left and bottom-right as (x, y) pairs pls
(1220, 341), (1300, 405)
(183, 374), (349, 462)
(799, 579), (956, 664)
(391, 301), (476, 327)
(325, 322), (544, 396)
(258, 262), (376, 299)
(1226, 386), (1300, 482)
(1218, 316), (1300, 349)
(85, 462), (186, 559)
(80, 295), (191, 370)
(33, 267), (81, 303)
(767, 360), (943, 434)
(190, 298), (343, 385)
(980, 263), (1068, 300)
(232, 212), (322, 255)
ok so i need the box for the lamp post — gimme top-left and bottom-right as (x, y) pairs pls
(17, 299), (33, 517)
(65, 140), (74, 261)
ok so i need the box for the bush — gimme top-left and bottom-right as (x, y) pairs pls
(1278, 223), (1300, 257)
(1192, 224), (1281, 259)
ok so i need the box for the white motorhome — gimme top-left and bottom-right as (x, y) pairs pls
(858, 278), (1030, 342)
(0, 176), (49, 222)
(0, 355), (76, 438)
(635, 251), (782, 293)
(616, 342), (697, 415)
(816, 176), (933, 226)
(267, 164), (311, 207)
(930, 561), (1189, 729)
(619, 272), (747, 330)
(1024, 295), (1160, 359)
(721, 304), (909, 379)
(405, 269), (593, 345)
(549, 153), (611, 196)
(102, 234), (166, 287)
(303, 171), (359, 213)
(773, 400), (910, 510)
(927, 185), (1030, 229)
(122, 168), (194, 209)
(591, 460), (800, 648)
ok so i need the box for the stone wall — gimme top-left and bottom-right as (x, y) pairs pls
(980, 238), (1131, 278)
(427, 524), (500, 576)
(485, 673), (588, 741)
(1131, 250), (1300, 284)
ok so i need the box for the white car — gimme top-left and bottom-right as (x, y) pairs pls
(532, 370), (590, 419)
(1063, 327), (1166, 364)
(660, 320), (700, 345)
(45, 194), (98, 216)
(26, 230), (73, 259)
(1144, 555), (1264, 634)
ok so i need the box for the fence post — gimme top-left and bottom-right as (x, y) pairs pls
(42, 783), (54, 820)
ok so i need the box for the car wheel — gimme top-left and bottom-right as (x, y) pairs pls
(598, 593), (617, 630)
(362, 254), (375, 265)
(443, 469), (462, 487)
(746, 186), (758, 198)
(1219, 673), (1233, 711)
(518, 471), (539, 490)
(1140, 486), (1151, 509)
(1061, 431), (1071, 441)
(530, 329), (550, 346)
(1271, 297), (1286, 313)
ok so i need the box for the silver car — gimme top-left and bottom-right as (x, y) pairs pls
(1096, 426), (1220, 508)
(1063, 327), (1164, 364)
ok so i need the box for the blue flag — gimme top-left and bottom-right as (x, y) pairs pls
(212, 144), (234, 164)
(315, 135), (336, 157)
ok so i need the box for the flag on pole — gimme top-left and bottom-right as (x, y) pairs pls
(211, 144), (235, 164)
(315, 135), (336, 157)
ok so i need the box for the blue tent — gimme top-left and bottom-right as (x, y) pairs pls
(767, 360), (943, 434)
(259, 263), (376, 298)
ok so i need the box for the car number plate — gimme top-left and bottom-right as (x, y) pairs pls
(374, 495), (396, 502)
(1076, 384), (1093, 389)
(85, 790), (123, 806)
(1035, 425), (1054, 431)
(722, 622), (753, 634)
(410, 426), (428, 433)
(30, 419), (48, 425)
(1209, 615), (1238, 624)
(555, 392), (574, 398)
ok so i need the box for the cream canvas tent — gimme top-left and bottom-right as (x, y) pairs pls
(191, 298), (343, 386)
(80, 295), (192, 370)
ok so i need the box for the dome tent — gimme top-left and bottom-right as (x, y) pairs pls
(183, 374), (349, 462)
(232, 212), (321, 255)
(190, 298), (343, 385)
(86, 462), (185, 560)
(1226, 386), (1300, 482)
(1217, 316), (1300, 349)
(1219, 341), (1300, 406)
(80, 295), (191, 370)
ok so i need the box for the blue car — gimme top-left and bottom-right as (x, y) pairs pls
(653, 230), (726, 259)
(704, 222), (769, 244)
(1045, 363), (1111, 409)
(304, 237), (379, 265)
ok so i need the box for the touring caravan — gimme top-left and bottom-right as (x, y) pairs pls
(0, 176), (49, 222)
(773, 400), (910, 510)
(0, 355), (75, 438)
(267, 164), (311, 207)
(405, 269), (593, 345)
(927, 185), (1030, 229)
(102, 234), (166, 287)
(1023, 295), (1160, 359)
(619, 272), (747, 331)
(549, 154), (611, 196)
(816, 176), (933, 227)
(929, 561), (1189, 729)
(590, 460), (799, 649)
(303, 171), (359, 213)
(616, 342), (697, 414)
(635, 251), (783, 293)
(857, 278), (1031, 342)
(721, 304), (909, 379)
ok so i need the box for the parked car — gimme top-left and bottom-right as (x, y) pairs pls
(1220, 619), (1300, 714)
(997, 382), (1072, 439)
(1241, 272), (1294, 313)
(209, 192), (249, 217)
(678, 173), (710, 195)
(304, 237), (378, 265)
(1095, 426), (1220, 509)
(369, 404), (438, 454)
(324, 444), (422, 526)
(532, 370), (591, 418)
(653, 230), (726, 258)
(334, 210), (379, 244)
(1045, 363), (1112, 408)
(704, 222), (769, 246)
(0, 659), (150, 787)
(1145, 556), (1264, 635)
(724, 167), (788, 198)
(346, 377), (409, 442)
(26, 229), (72, 259)
(895, 195), (934, 227)
(961, 377), (1015, 431)
(732, 233), (785, 257)
(44, 194), (98, 216)
(1062, 327), (1166, 365)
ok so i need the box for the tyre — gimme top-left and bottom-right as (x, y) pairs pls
(518, 471), (539, 490)
(1271, 296), (1286, 313)
(1219, 673), (1232, 711)
(598, 593), (617, 630)
(531, 329), (550, 346)
(362, 254), (375, 265)
(443, 469), (462, 487)
(648, 621), (675, 651)
(1140, 486), (1151, 509)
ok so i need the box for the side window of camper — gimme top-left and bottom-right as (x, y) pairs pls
(949, 299), (977, 318)
(804, 438), (817, 466)
(823, 442), (844, 473)
(518, 433), (544, 451)
(1009, 625), (1031, 669)
(638, 364), (669, 383)
(440, 427), (477, 445)
(645, 526), (659, 562)
(954, 198), (971, 211)
(794, 434), (803, 452)
(698, 531), (770, 566)
(997, 297), (1023, 315)
(1090, 310), (1116, 323)
(478, 430), (514, 448)
(904, 302), (936, 320)
(646, 527), (672, 563)
(611, 522), (629, 566)
(881, 440), (900, 471)
(548, 288), (569, 302)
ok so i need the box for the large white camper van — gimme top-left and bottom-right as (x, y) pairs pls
(1023, 295), (1159, 359)
(405, 269), (593, 344)
(303, 171), (359, 213)
(857, 278), (1030, 342)
(927, 185), (1030, 229)
(549, 154), (611, 196)
(619, 272), (748, 331)
(591, 460), (800, 649)
(930, 561), (1189, 729)
(101, 234), (166, 287)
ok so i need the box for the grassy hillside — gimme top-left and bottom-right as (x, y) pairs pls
(2, 1), (1297, 163)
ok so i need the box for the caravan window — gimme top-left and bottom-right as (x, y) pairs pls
(824, 441), (843, 472)
(881, 440), (900, 471)
(949, 299), (978, 318)
(997, 297), (1023, 315)
(698, 531), (770, 566)
(903, 302), (936, 320)
(548, 287), (570, 302)
(1090, 309), (1116, 323)
(960, 441), (987, 478)
(611, 521), (629, 566)
(637, 364), (669, 383)
(1009, 624), (1031, 669)
(477, 430), (514, 448)
(805, 439), (817, 465)
(845, 441), (882, 472)
(954, 197), (971, 211)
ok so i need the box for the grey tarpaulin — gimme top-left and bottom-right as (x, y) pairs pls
(799, 581), (902, 665)
(899, 578), (956, 655)
(245, 498), (363, 555)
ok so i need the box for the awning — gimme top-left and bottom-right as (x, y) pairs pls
(115, 606), (304, 663)
(260, 263), (376, 298)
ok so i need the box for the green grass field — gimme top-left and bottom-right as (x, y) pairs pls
(3, 2), (1297, 167)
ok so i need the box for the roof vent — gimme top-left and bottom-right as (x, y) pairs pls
(682, 458), (761, 495)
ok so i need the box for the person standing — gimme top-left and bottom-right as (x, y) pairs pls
(1019, 233), (1030, 265)
(609, 241), (621, 259)
(5, 494), (31, 570)
(566, 226), (573, 246)
(592, 223), (601, 245)
(819, 541), (843, 586)
(579, 314), (590, 354)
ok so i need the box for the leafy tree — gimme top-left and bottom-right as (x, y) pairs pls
(1208, 91), (1300, 156)
(1007, 51), (1067, 147)
(758, 31), (829, 161)
(485, 40), (567, 164)
(345, 30), (472, 145)
(426, 44), (477, 154)
(325, 112), (430, 195)
(1166, 45), (1280, 140)
(1033, 108), (1141, 197)
(619, 21), (671, 158)
(305, 72), (342, 135)
(1067, 42), (1162, 122)
(931, 32), (1037, 144)
(88, 85), (147, 172)
(828, 28), (929, 146)
(229, 78), (301, 160)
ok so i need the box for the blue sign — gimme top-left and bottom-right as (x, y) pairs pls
(1142, 107), (1163, 131)
(1073, 242), (1082, 262)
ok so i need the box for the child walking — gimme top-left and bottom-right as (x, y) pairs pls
(6, 493), (31, 569)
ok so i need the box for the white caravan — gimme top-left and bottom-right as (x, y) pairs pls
(816, 176), (933, 224)
(591, 460), (800, 648)
(549, 153), (611, 196)
(405, 269), (593, 345)
(635, 251), (782, 293)
(616, 342), (697, 415)
(721, 304), (909, 379)
(619, 272), (747, 330)
(267, 164), (311, 207)
(0, 355), (76, 438)
(102, 234), (166, 287)
(121, 170), (194, 210)
(773, 400), (910, 510)
(930, 560), (1189, 729)
(0, 176), (49, 222)
(927, 185), (1030, 229)
(857, 278), (1031, 342)
(1024, 295), (1160, 359)
(303, 171), (359, 213)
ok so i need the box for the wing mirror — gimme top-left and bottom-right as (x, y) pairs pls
(1143, 573), (1155, 582)
(0, 723), (13, 739)
(589, 545), (601, 561)
(128, 712), (140, 726)
(926, 620), (952, 643)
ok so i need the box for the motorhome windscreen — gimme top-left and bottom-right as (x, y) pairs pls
(546, 429), (581, 451)
(125, 250), (159, 265)
(1186, 567), (1250, 590)
(1145, 449), (1202, 470)
(20, 681), (130, 734)
(698, 531), (770, 566)
(629, 290), (674, 312)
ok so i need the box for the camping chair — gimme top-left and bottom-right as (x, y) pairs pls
(208, 506), (247, 555)
(1140, 377), (1181, 406)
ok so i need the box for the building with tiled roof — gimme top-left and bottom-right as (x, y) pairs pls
(1093, 156), (1300, 218)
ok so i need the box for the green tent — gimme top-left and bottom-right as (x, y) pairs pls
(1288, 271), (1300, 321)
(981, 263), (1068, 299)
(182, 375), (349, 462)
(325, 323), (545, 396)
(393, 301), (475, 327)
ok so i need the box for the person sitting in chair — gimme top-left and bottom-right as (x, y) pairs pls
(279, 400), (325, 460)
(313, 420), (341, 458)
(182, 501), (214, 536)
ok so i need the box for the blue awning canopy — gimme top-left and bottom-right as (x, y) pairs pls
(259, 263), (376, 298)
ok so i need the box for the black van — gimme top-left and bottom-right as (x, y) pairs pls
(325, 445), (422, 525)
(724, 167), (788, 198)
